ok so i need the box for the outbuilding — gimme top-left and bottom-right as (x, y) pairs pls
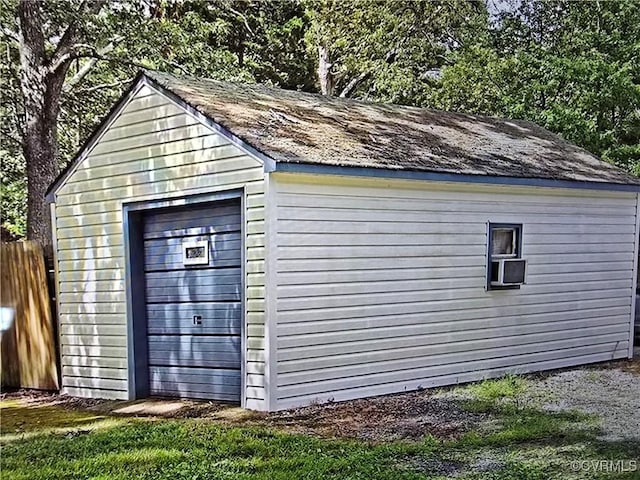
(47, 71), (640, 411)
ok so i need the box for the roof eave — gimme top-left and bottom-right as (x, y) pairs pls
(272, 161), (640, 193)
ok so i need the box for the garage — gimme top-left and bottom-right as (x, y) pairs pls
(47, 70), (640, 411)
(142, 199), (242, 402)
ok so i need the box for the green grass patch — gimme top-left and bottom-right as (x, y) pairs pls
(2, 392), (638, 480)
(456, 403), (596, 447)
(1, 419), (433, 480)
(448, 390), (639, 480)
(463, 374), (527, 403)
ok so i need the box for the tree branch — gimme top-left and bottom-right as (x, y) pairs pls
(49, 0), (107, 73)
(339, 48), (397, 98)
(74, 77), (133, 93)
(339, 71), (371, 98)
(61, 36), (124, 90)
(227, 5), (254, 35)
(65, 53), (155, 90)
(49, 43), (96, 72)
(50, 17), (81, 68)
(1, 26), (20, 43)
(62, 56), (98, 90)
(168, 61), (190, 75)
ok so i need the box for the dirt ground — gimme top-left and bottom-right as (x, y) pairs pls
(0, 387), (487, 441)
(2, 357), (639, 442)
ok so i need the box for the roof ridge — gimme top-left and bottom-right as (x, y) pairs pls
(144, 69), (547, 133)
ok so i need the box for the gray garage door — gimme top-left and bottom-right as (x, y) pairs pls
(142, 199), (241, 402)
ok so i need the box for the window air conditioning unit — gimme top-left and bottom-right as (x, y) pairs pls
(491, 258), (527, 286)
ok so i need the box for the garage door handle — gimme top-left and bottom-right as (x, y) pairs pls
(193, 315), (202, 325)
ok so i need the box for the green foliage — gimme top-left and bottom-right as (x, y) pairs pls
(304, 0), (488, 101)
(1, 10), (25, 237)
(0, 177), (26, 237)
(434, 0), (640, 175)
(0, 0), (314, 237)
(2, 0), (638, 235)
(0, 108), (25, 237)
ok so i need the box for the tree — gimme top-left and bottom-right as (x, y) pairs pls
(0, 0), (314, 244)
(3, 0), (636, 243)
(303, 0), (488, 102)
(1, 26), (25, 239)
(1, 1), (146, 245)
(434, 0), (640, 174)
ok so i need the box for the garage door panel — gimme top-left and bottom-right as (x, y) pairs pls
(143, 203), (238, 227)
(143, 224), (241, 240)
(147, 315), (241, 335)
(144, 249), (241, 271)
(148, 335), (240, 351)
(149, 366), (240, 401)
(148, 324), (240, 336)
(149, 380), (240, 397)
(144, 233), (241, 256)
(146, 288), (241, 303)
(143, 206), (239, 232)
(144, 232), (240, 255)
(145, 268), (241, 289)
(143, 212), (240, 237)
(147, 304), (240, 334)
(147, 302), (241, 319)
(147, 350), (239, 370)
(149, 383), (240, 401)
(149, 366), (241, 386)
(144, 230), (241, 246)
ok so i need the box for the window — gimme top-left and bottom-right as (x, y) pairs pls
(491, 228), (517, 257)
(487, 223), (526, 290)
(182, 239), (210, 266)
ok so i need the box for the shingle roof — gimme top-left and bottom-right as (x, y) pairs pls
(146, 71), (640, 186)
(48, 69), (640, 201)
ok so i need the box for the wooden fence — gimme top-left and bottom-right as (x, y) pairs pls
(1, 241), (59, 390)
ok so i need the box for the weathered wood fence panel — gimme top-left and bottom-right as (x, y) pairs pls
(1, 241), (59, 390)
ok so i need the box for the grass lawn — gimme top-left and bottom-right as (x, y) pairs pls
(1, 376), (638, 480)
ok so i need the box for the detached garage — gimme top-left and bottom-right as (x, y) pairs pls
(47, 70), (640, 411)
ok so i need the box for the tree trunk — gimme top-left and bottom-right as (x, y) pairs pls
(18, 0), (67, 247)
(317, 44), (334, 95)
(22, 79), (64, 247)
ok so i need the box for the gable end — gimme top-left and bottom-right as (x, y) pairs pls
(46, 72), (274, 201)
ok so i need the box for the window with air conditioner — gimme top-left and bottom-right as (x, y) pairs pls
(487, 223), (526, 290)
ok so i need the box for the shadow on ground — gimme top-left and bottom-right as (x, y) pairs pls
(2, 360), (639, 479)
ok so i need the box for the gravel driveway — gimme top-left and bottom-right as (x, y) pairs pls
(521, 367), (640, 441)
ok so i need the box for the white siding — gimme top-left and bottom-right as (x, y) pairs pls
(272, 173), (637, 409)
(53, 85), (266, 408)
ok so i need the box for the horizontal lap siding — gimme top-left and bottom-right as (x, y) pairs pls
(54, 85), (266, 405)
(273, 174), (637, 409)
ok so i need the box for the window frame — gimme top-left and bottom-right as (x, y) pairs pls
(487, 223), (523, 291)
(182, 239), (210, 266)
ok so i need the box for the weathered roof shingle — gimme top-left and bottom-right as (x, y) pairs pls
(146, 71), (640, 186)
